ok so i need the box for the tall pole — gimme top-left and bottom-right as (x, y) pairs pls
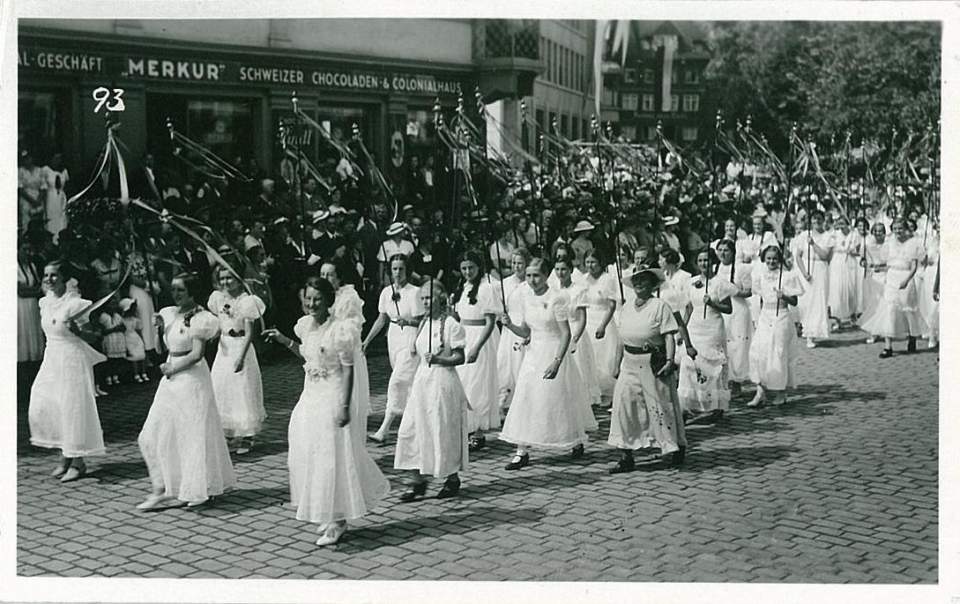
(292, 93), (306, 258)
(606, 122), (625, 304)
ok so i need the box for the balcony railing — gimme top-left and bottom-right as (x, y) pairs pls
(473, 19), (539, 61)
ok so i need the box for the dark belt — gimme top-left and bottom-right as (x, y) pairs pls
(226, 329), (246, 337)
(169, 350), (190, 357)
(623, 343), (658, 355)
(461, 319), (487, 326)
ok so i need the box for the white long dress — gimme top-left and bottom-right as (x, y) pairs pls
(379, 283), (424, 415)
(918, 237), (939, 341)
(559, 282), (599, 431)
(138, 308), (236, 503)
(18, 261), (45, 362)
(859, 238), (888, 326)
(42, 166), (69, 241)
(395, 316), (470, 478)
(658, 268), (692, 365)
(715, 263), (752, 384)
(29, 292), (106, 457)
(496, 276), (529, 411)
(208, 291), (266, 438)
(499, 288), (589, 449)
(795, 230), (833, 339)
(609, 296), (685, 454)
(454, 281), (501, 433)
(288, 315), (389, 524)
(827, 229), (857, 322)
(678, 276), (738, 413)
(580, 272), (621, 400)
(845, 231), (866, 316)
(750, 267), (802, 390)
(859, 237), (928, 339)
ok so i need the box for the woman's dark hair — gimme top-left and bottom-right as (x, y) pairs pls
(630, 270), (660, 289)
(459, 249), (484, 305)
(584, 248), (605, 267)
(553, 243), (572, 261)
(811, 210), (825, 221)
(854, 217), (869, 231)
(696, 247), (719, 266)
(388, 253), (408, 266)
(173, 272), (204, 302)
(659, 248), (681, 266)
(512, 247), (531, 264)
(45, 259), (75, 282)
(304, 276), (336, 308)
(554, 257), (572, 271)
(761, 245), (783, 262)
(716, 238), (737, 254)
(528, 257), (553, 277)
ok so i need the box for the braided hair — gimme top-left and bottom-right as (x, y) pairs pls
(459, 249), (484, 306)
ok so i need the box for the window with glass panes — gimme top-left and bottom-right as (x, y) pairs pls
(641, 94), (654, 112)
(682, 94), (700, 112)
(682, 126), (698, 141)
(621, 93), (639, 111)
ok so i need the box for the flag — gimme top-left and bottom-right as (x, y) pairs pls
(592, 20), (610, 118)
(653, 34), (678, 113)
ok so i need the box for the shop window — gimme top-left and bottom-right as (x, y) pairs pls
(621, 94), (639, 111)
(641, 94), (655, 112)
(684, 69), (700, 84)
(682, 126), (699, 141)
(670, 94), (680, 112)
(18, 90), (70, 165)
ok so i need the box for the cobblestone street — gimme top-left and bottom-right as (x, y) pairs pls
(16, 330), (938, 582)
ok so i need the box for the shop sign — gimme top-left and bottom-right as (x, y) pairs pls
(20, 42), (469, 96)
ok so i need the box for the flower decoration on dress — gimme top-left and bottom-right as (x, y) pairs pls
(304, 362), (331, 382)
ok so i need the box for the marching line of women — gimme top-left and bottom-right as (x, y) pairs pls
(25, 213), (939, 546)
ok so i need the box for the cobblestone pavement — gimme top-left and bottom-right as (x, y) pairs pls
(16, 330), (937, 582)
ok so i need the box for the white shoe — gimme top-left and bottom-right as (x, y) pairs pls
(137, 494), (180, 510)
(95, 385), (108, 396)
(141, 373), (151, 382)
(866, 337), (875, 344)
(746, 394), (765, 408)
(806, 339), (816, 349)
(929, 339), (938, 349)
(316, 522), (346, 546)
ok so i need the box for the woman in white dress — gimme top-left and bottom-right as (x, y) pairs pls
(580, 250), (621, 403)
(860, 219), (927, 357)
(714, 239), (752, 397)
(678, 248), (736, 423)
(395, 279), (470, 501)
(208, 267), (266, 455)
(741, 212), (778, 324)
(28, 260), (106, 483)
(452, 250), (500, 450)
(137, 273), (236, 510)
(859, 222), (889, 342)
(608, 268), (686, 474)
(748, 245), (802, 407)
(264, 279), (389, 546)
(795, 211), (834, 348)
(846, 217), (869, 322)
(827, 215), (857, 327)
(657, 248), (692, 365)
(500, 258), (589, 469)
(496, 249), (530, 414)
(18, 238), (45, 364)
(918, 222), (939, 348)
(553, 258), (599, 430)
(42, 153), (69, 242)
(362, 254), (424, 443)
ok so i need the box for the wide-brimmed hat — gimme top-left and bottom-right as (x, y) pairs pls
(622, 267), (665, 289)
(272, 216), (290, 226)
(385, 221), (406, 236)
(311, 209), (331, 224)
(663, 216), (680, 227)
(573, 220), (594, 234)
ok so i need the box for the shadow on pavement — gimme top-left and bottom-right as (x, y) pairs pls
(678, 444), (797, 472)
(337, 506), (547, 553)
(458, 469), (608, 500)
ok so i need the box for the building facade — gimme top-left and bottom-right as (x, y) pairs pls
(18, 19), (543, 196)
(601, 21), (710, 145)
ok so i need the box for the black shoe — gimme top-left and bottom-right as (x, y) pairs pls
(468, 434), (486, 451)
(907, 337), (917, 353)
(505, 453), (529, 471)
(608, 458), (635, 474)
(879, 348), (893, 359)
(436, 477), (461, 499)
(571, 444), (584, 459)
(672, 446), (686, 467)
(399, 482), (427, 502)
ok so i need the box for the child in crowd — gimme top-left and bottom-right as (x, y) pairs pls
(97, 298), (127, 386)
(119, 298), (149, 383)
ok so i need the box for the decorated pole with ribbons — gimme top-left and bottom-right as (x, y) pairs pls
(292, 92), (307, 259)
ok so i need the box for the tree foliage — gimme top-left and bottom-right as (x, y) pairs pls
(703, 21), (940, 154)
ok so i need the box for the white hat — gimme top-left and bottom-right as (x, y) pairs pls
(573, 220), (594, 234)
(622, 267), (665, 290)
(312, 209), (331, 224)
(273, 216), (290, 226)
(243, 235), (263, 252)
(385, 221), (406, 236)
(663, 216), (680, 227)
(119, 298), (136, 312)
(328, 204), (348, 216)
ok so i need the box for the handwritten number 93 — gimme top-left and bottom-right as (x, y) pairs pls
(92, 87), (126, 114)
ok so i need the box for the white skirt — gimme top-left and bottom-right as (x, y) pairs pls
(18, 296), (45, 362)
(29, 339), (106, 457)
(385, 323), (419, 414)
(567, 332), (600, 432)
(859, 268), (928, 339)
(797, 260), (830, 338)
(722, 297), (752, 383)
(138, 361), (236, 502)
(457, 323), (501, 432)
(586, 307), (620, 399)
(678, 317), (730, 413)
(395, 364), (469, 478)
(211, 335), (266, 438)
(288, 372), (390, 524)
(750, 309), (798, 391)
(608, 352), (685, 453)
(129, 284), (157, 352)
(918, 264), (939, 339)
(499, 334), (589, 449)
(496, 326), (526, 410)
(828, 256), (857, 321)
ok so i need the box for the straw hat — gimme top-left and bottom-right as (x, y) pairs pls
(385, 221), (406, 236)
(622, 267), (665, 290)
(573, 220), (595, 234)
(663, 216), (680, 227)
(311, 209), (331, 224)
